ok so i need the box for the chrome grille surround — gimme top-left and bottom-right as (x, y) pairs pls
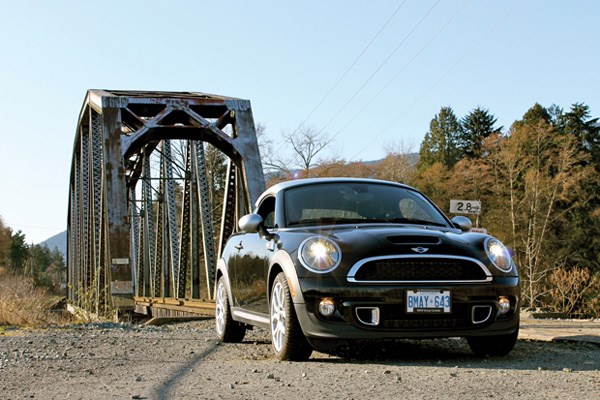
(347, 255), (493, 284)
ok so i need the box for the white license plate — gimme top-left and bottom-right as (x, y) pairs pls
(406, 290), (451, 313)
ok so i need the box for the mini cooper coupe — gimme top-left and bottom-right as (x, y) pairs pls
(215, 178), (520, 360)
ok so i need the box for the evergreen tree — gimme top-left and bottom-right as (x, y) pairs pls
(512, 103), (551, 129)
(547, 104), (564, 126)
(552, 103), (600, 274)
(417, 107), (461, 170)
(10, 230), (28, 274)
(28, 244), (54, 287)
(0, 216), (11, 269)
(561, 103), (600, 164)
(459, 107), (501, 158)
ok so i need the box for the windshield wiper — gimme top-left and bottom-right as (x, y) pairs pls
(384, 217), (447, 227)
(288, 217), (447, 228)
(288, 217), (367, 226)
(288, 217), (339, 226)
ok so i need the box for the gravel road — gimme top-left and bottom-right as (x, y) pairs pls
(1, 319), (598, 400)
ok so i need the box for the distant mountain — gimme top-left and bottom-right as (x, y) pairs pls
(41, 230), (67, 259)
(365, 153), (420, 167)
(407, 153), (420, 166)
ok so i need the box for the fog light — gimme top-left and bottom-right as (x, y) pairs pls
(497, 296), (511, 314)
(318, 298), (336, 317)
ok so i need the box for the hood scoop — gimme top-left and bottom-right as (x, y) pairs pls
(386, 235), (441, 245)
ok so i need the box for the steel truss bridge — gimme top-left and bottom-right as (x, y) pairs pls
(67, 90), (265, 318)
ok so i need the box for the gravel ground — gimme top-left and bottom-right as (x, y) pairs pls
(0, 319), (598, 400)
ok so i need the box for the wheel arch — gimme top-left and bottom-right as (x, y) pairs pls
(268, 250), (305, 304)
(215, 258), (234, 306)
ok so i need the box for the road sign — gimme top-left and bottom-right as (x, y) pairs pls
(450, 200), (481, 215)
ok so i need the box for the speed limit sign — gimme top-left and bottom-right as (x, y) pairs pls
(450, 200), (481, 215)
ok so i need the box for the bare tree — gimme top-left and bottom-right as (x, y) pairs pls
(286, 127), (333, 178)
(489, 122), (593, 307)
(256, 123), (293, 178)
(375, 141), (416, 184)
(259, 125), (333, 179)
(312, 156), (374, 178)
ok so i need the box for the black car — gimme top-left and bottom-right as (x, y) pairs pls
(215, 178), (519, 360)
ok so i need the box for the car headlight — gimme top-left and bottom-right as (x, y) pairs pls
(485, 238), (514, 272)
(298, 236), (341, 273)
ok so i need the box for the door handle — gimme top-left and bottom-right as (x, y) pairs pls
(266, 240), (275, 252)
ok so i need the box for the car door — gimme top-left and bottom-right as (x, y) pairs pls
(231, 196), (276, 314)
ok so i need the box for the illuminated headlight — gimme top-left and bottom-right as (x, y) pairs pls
(298, 236), (341, 273)
(485, 238), (514, 272)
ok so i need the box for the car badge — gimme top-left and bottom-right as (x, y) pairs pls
(411, 247), (429, 254)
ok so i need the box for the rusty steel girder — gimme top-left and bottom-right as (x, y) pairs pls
(67, 90), (265, 315)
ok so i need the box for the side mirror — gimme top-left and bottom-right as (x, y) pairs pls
(451, 216), (472, 232)
(238, 213), (277, 241)
(238, 213), (263, 233)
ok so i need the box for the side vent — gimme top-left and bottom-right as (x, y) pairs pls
(387, 235), (441, 245)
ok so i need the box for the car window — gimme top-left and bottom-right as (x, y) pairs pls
(257, 196), (276, 229)
(284, 182), (449, 227)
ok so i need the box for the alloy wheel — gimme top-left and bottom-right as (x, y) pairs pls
(270, 280), (286, 352)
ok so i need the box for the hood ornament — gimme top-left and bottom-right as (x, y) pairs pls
(411, 247), (429, 254)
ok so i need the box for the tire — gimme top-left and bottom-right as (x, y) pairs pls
(215, 277), (246, 343)
(467, 328), (519, 357)
(270, 273), (313, 361)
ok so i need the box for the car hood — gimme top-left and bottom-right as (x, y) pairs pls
(281, 223), (490, 271)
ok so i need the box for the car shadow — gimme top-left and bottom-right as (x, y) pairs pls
(223, 325), (598, 372)
(309, 339), (599, 372)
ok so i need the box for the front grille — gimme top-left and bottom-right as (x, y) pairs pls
(348, 256), (490, 283)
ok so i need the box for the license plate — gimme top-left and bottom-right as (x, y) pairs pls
(406, 290), (451, 313)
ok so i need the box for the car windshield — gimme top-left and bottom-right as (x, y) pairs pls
(284, 182), (450, 228)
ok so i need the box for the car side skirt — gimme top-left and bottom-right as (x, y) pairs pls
(231, 307), (270, 330)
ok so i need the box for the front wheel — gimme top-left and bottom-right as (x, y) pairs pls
(270, 273), (312, 361)
(215, 277), (246, 343)
(467, 328), (519, 357)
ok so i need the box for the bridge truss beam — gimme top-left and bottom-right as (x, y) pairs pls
(67, 90), (265, 315)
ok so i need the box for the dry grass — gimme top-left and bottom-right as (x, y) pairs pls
(0, 267), (72, 326)
(547, 267), (600, 319)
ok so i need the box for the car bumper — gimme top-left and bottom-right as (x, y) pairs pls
(294, 277), (520, 341)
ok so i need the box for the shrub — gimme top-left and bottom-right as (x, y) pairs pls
(546, 267), (600, 318)
(0, 267), (71, 326)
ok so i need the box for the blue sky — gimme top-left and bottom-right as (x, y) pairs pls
(1, 0), (599, 243)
